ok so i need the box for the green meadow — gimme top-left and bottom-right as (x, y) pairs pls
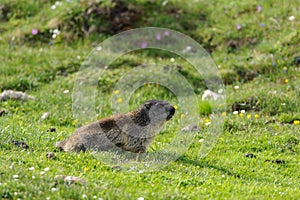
(0, 0), (299, 199)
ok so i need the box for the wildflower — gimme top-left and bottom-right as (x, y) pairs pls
(164, 31), (170, 36)
(239, 113), (244, 117)
(222, 112), (226, 116)
(205, 121), (211, 126)
(113, 90), (120, 95)
(236, 24), (242, 30)
(53, 29), (60, 35)
(205, 118), (210, 123)
(284, 79), (289, 83)
(260, 23), (265, 27)
(117, 98), (122, 103)
(234, 85), (239, 89)
(63, 89), (69, 94)
(28, 167), (35, 171)
(294, 120), (299, 125)
(141, 42), (147, 49)
(170, 58), (175, 62)
(40, 171), (45, 175)
(283, 66), (288, 73)
(96, 46), (102, 51)
(32, 176), (35, 179)
(247, 114), (251, 119)
(31, 29), (38, 35)
(84, 167), (89, 173)
(156, 34), (161, 40)
(13, 175), (19, 179)
(240, 110), (246, 114)
(174, 105), (178, 110)
(82, 194), (87, 198)
(137, 197), (144, 200)
(233, 111), (238, 115)
(44, 167), (50, 172)
(256, 5), (262, 12)
(199, 138), (204, 143)
(289, 16), (295, 21)
(51, 188), (58, 192)
(254, 114), (259, 119)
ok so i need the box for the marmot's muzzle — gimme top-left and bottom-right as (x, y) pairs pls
(166, 106), (175, 120)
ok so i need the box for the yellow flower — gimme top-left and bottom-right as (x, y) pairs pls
(205, 118), (210, 123)
(221, 112), (226, 116)
(284, 79), (289, 83)
(72, 119), (78, 126)
(239, 113), (244, 117)
(84, 167), (89, 173)
(254, 114), (259, 119)
(117, 98), (122, 103)
(174, 105), (178, 110)
(294, 120), (299, 125)
(113, 90), (120, 94)
(246, 114), (251, 119)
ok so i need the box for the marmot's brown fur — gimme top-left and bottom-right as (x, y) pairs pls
(56, 100), (175, 153)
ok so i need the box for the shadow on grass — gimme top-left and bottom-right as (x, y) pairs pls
(176, 156), (280, 185)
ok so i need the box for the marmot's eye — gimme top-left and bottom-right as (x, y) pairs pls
(145, 103), (152, 110)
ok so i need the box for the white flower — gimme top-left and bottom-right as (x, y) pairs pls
(199, 139), (204, 143)
(137, 197), (144, 200)
(52, 34), (57, 39)
(289, 16), (295, 21)
(40, 171), (45, 175)
(14, 192), (18, 195)
(51, 5), (56, 10)
(63, 90), (69, 94)
(55, 1), (62, 6)
(170, 58), (175, 62)
(28, 167), (35, 171)
(13, 175), (19, 179)
(41, 112), (50, 119)
(234, 85), (239, 89)
(51, 188), (58, 192)
(96, 46), (102, 51)
(205, 122), (211, 126)
(53, 29), (60, 35)
(44, 167), (50, 172)
(233, 111), (238, 115)
(32, 176), (36, 179)
(240, 110), (246, 114)
(46, 197), (50, 200)
(82, 194), (87, 198)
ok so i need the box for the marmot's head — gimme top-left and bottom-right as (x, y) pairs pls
(139, 100), (175, 124)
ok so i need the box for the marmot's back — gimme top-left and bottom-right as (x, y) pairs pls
(56, 100), (175, 153)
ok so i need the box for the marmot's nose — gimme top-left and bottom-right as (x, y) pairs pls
(166, 106), (175, 120)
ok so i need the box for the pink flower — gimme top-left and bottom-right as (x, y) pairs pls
(141, 42), (148, 48)
(31, 29), (38, 35)
(236, 24), (242, 30)
(156, 34), (161, 40)
(256, 5), (262, 12)
(164, 31), (170, 36)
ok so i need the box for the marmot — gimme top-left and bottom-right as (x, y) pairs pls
(56, 100), (175, 153)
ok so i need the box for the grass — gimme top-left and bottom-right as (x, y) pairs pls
(0, 0), (300, 199)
